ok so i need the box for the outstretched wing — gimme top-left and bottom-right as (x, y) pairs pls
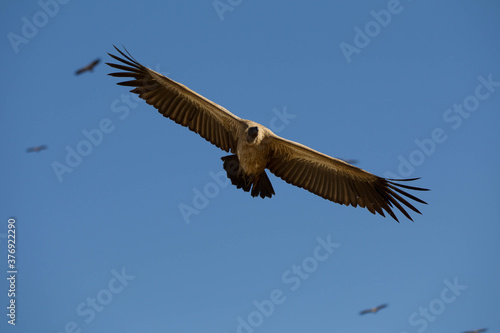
(107, 46), (244, 153)
(75, 67), (87, 75)
(88, 58), (100, 70)
(267, 136), (428, 222)
(75, 58), (100, 75)
(359, 309), (372, 315)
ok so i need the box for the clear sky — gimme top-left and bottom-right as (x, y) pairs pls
(1, 0), (499, 332)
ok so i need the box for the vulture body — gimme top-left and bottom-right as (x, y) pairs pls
(359, 303), (388, 315)
(26, 145), (48, 153)
(107, 46), (428, 222)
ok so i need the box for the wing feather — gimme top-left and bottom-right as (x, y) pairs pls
(267, 136), (428, 222)
(107, 46), (244, 153)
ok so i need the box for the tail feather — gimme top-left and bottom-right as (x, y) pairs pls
(251, 172), (275, 198)
(221, 155), (275, 199)
(221, 155), (241, 186)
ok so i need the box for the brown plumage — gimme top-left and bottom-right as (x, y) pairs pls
(107, 46), (429, 222)
(463, 329), (487, 333)
(359, 303), (388, 315)
(26, 145), (47, 153)
(75, 58), (101, 75)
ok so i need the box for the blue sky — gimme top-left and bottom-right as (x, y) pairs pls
(1, 0), (500, 332)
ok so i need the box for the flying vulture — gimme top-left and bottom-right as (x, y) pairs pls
(75, 58), (101, 75)
(359, 303), (388, 315)
(26, 145), (48, 153)
(107, 46), (428, 222)
(463, 329), (488, 333)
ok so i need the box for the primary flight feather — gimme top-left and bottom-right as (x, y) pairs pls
(107, 46), (428, 222)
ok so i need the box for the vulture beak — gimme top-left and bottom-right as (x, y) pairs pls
(247, 126), (259, 142)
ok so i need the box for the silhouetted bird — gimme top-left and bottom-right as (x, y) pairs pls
(463, 329), (487, 333)
(107, 46), (429, 222)
(75, 58), (100, 75)
(359, 303), (388, 315)
(26, 145), (47, 153)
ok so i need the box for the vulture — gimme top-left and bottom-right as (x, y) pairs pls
(75, 58), (101, 75)
(107, 46), (429, 222)
(463, 329), (488, 333)
(359, 303), (388, 315)
(26, 145), (48, 153)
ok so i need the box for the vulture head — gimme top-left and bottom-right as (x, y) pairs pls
(246, 126), (260, 143)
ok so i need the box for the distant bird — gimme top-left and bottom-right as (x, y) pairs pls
(107, 46), (429, 222)
(26, 145), (47, 153)
(75, 58), (101, 75)
(463, 329), (487, 333)
(359, 303), (388, 315)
